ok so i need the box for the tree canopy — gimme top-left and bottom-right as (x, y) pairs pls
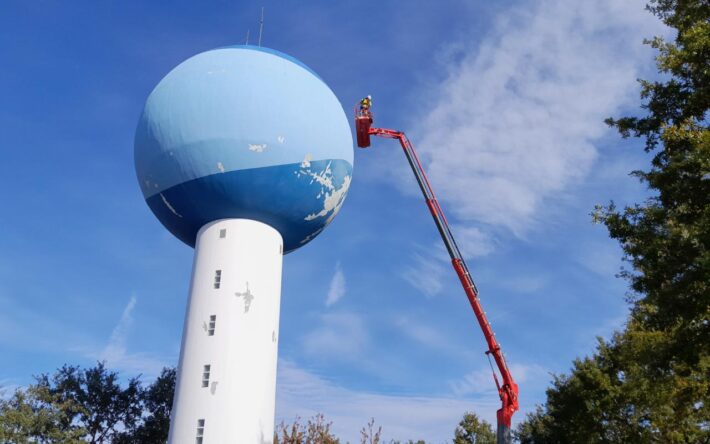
(0, 363), (175, 444)
(516, 0), (709, 442)
(453, 412), (495, 444)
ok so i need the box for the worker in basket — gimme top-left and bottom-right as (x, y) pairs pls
(359, 95), (372, 114)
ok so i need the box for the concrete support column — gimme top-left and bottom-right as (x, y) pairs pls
(168, 219), (283, 444)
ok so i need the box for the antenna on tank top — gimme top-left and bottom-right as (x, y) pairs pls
(258, 7), (265, 47)
(245, 29), (250, 45)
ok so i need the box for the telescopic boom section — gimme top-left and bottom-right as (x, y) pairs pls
(355, 109), (519, 443)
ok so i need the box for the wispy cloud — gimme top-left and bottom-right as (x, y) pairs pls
(325, 262), (346, 307)
(451, 225), (496, 259)
(0, 295), (94, 354)
(100, 295), (137, 361)
(500, 274), (548, 294)
(0, 292), (172, 381)
(302, 312), (369, 360)
(450, 362), (550, 398)
(97, 295), (170, 378)
(276, 359), (499, 443)
(393, 0), (665, 299)
(400, 225), (494, 297)
(449, 367), (498, 397)
(408, 0), (665, 239)
(393, 315), (479, 365)
(395, 315), (451, 350)
(400, 247), (449, 297)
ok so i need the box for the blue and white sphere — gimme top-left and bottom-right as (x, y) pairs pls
(135, 46), (353, 253)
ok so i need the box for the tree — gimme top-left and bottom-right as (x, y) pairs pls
(0, 385), (85, 443)
(513, 407), (549, 444)
(274, 414), (340, 444)
(36, 362), (143, 443)
(0, 363), (176, 444)
(517, 0), (709, 442)
(453, 412), (495, 444)
(514, 338), (661, 443)
(600, 0), (709, 370)
(115, 367), (176, 444)
(360, 418), (382, 444)
(596, 0), (709, 440)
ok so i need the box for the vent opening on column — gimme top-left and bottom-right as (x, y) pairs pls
(213, 270), (222, 289)
(219, 228), (226, 238)
(202, 365), (211, 388)
(196, 419), (205, 444)
(208, 315), (216, 336)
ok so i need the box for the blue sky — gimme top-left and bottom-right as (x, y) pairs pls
(0, 1), (667, 442)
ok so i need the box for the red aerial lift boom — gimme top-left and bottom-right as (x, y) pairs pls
(355, 105), (519, 444)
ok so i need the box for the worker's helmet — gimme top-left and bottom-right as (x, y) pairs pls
(367, 95), (372, 100)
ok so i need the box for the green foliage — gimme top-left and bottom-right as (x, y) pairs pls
(3, 368), (429, 444)
(0, 363), (175, 444)
(514, 337), (667, 443)
(36, 362), (143, 443)
(518, 1), (710, 442)
(115, 367), (176, 444)
(514, 407), (548, 444)
(453, 412), (495, 444)
(0, 385), (85, 443)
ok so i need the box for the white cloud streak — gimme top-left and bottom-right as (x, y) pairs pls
(395, 315), (450, 350)
(452, 225), (496, 259)
(399, 231), (491, 298)
(411, 0), (665, 238)
(103, 295), (137, 357)
(449, 367), (499, 397)
(325, 262), (346, 307)
(394, 315), (473, 359)
(0, 292), (172, 380)
(401, 251), (448, 297)
(98, 295), (170, 378)
(302, 312), (369, 360)
(395, 0), (665, 297)
(450, 363), (549, 398)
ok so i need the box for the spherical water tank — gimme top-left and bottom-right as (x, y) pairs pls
(134, 46), (353, 253)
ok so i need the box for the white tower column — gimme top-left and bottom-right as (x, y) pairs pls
(168, 219), (283, 444)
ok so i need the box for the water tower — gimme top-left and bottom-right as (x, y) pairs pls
(134, 46), (353, 443)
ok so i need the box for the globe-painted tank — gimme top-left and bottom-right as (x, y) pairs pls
(134, 45), (353, 253)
